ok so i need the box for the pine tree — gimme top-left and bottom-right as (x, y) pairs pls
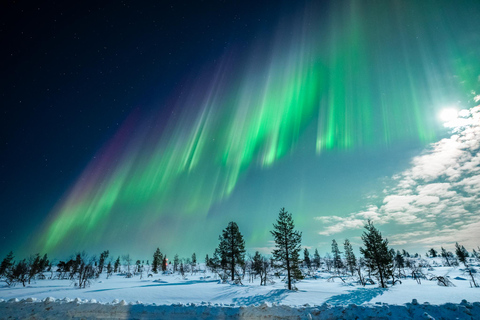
(28, 253), (42, 284)
(98, 250), (109, 274)
(313, 249), (321, 269)
(162, 256), (168, 272)
(252, 251), (263, 276)
(440, 247), (452, 266)
(135, 260), (141, 274)
(192, 253), (197, 269)
(428, 248), (438, 258)
(40, 254), (49, 272)
(114, 256), (121, 273)
(271, 207), (302, 290)
(473, 248), (480, 262)
(344, 239), (356, 276)
(455, 242), (478, 287)
(0, 251), (14, 277)
(251, 251), (270, 286)
(303, 248), (311, 269)
(331, 239), (344, 273)
(359, 220), (393, 288)
(10, 259), (28, 287)
(217, 221), (246, 281)
(152, 248), (163, 273)
(174, 254), (179, 272)
(106, 261), (113, 278)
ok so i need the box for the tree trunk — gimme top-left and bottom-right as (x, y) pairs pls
(231, 229), (235, 281)
(378, 264), (385, 288)
(285, 232), (291, 290)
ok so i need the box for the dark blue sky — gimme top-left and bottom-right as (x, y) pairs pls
(0, 0), (307, 256)
(1, 1), (479, 260)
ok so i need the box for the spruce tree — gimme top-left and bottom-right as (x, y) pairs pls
(331, 239), (344, 273)
(394, 250), (405, 278)
(152, 248), (163, 273)
(217, 221), (246, 281)
(271, 207), (302, 290)
(344, 239), (356, 276)
(252, 251), (263, 276)
(303, 248), (311, 269)
(174, 254), (180, 272)
(359, 220), (393, 288)
(313, 249), (321, 269)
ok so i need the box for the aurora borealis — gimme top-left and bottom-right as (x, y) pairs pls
(2, 1), (480, 259)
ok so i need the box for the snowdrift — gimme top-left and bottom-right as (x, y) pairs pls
(1, 298), (479, 320)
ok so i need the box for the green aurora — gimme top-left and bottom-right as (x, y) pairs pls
(33, 1), (480, 258)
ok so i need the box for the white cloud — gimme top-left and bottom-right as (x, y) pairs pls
(414, 195), (439, 206)
(315, 106), (480, 249)
(316, 217), (364, 236)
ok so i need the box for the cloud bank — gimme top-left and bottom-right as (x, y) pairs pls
(316, 106), (480, 249)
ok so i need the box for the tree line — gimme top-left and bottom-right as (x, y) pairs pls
(1, 208), (479, 289)
(204, 208), (479, 290)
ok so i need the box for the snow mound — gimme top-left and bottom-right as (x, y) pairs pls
(44, 297), (56, 303)
(0, 300), (479, 319)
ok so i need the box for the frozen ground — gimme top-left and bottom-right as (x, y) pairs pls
(0, 265), (479, 319)
(1, 298), (479, 319)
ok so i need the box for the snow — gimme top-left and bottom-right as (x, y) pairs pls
(1, 298), (479, 319)
(1, 263), (479, 319)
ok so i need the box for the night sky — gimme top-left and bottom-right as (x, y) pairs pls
(1, 1), (480, 260)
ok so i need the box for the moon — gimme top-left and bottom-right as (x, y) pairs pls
(439, 108), (458, 122)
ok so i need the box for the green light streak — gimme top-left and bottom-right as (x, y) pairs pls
(34, 0), (480, 256)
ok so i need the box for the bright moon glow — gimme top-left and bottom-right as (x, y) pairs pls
(439, 108), (458, 122)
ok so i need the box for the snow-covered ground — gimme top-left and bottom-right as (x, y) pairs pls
(1, 264), (479, 319)
(1, 298), (479, 319)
